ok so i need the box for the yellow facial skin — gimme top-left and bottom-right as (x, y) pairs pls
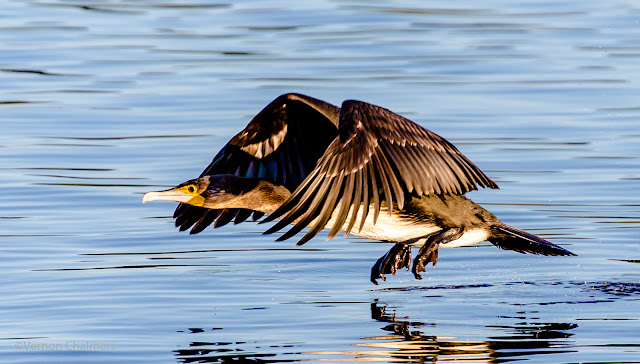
(178, 184), (205, 207)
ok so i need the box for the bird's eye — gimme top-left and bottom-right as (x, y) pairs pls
(188, 185), (195, 193)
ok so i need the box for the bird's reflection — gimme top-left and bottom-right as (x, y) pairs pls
(174, 300), (578, 363)
(332, 300), (578, 363)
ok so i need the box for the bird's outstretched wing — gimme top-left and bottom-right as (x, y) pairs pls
(174, 93), (339, 233)
(263, 100), (498, 245)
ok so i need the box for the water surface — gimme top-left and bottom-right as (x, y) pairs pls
(1, 1), (639, 363)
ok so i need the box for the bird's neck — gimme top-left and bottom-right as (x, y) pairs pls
(204, 179), (291, 214)
(249, 181), (291, 214)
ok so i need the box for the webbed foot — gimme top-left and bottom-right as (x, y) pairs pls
(370, 243), (412, 284)
(411, 227), (463, 280)
(411, 241), (438, 280)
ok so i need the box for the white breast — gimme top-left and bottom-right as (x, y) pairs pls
(322, 203), (489, 247)
(324, 202), (441, 242)
(354, 212), (441, 242)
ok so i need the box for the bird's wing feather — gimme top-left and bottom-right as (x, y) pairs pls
(174, 93), (339, 234)
(263, 100), (498, 245)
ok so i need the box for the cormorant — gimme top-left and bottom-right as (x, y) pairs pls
(143, 93), (576, 283)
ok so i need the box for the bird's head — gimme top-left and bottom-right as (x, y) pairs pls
(142, 176), (211, 207)
(142, 175), (265, 209)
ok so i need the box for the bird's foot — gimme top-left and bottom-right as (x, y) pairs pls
(370, 243), (412, 284)
(411, 241), (438, 280)
(411, 227), (463, 279)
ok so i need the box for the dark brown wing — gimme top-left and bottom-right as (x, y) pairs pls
(174, 93), (339, 234)
(263, 100), (498, 245)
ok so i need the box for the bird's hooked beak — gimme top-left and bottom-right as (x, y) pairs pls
(142, 186), (205, 207)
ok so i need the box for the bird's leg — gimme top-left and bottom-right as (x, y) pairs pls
(370, 242), (413, 284)
(412, 227), (463, 280)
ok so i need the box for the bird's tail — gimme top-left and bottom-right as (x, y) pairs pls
(489, 224), (576, 256)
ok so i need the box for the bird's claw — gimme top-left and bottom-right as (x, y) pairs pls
(370, 243), (412, 284)
(411, 241), (438, 280)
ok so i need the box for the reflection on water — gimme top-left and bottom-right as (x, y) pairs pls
(355, 301), (577, 363)
(173, 277), (640, 363)
(176, 343), (293, 364)
(174, 300), (580, 363)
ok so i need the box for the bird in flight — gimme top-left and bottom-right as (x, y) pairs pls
(143, 93), (576, 283)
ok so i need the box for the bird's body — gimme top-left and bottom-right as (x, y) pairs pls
(143, 93), (575, 283)
(185, 176), (481, 245)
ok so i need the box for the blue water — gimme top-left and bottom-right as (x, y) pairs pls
(1, 1), (639, 363)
